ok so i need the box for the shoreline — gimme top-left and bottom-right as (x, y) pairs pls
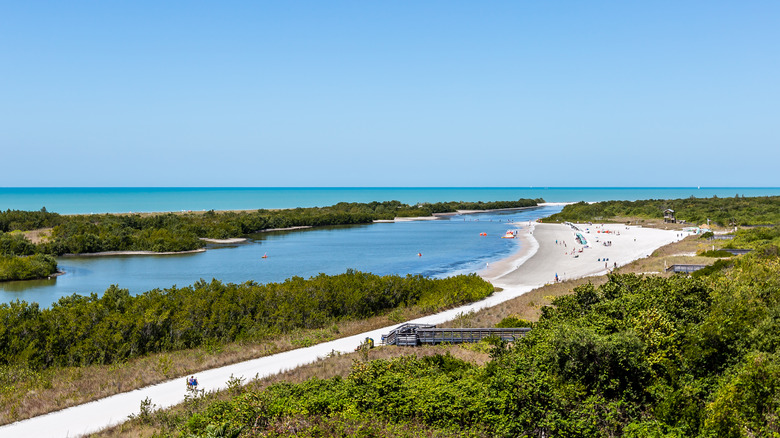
(199, 237), (247, 244)
(61, 249), (206, 257)
(480, 222), (688, 288)
(259, 225), (313, 232)
(479, 221), (539, 279)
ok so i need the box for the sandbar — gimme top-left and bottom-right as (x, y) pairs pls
(199, 237), (247, 244)
(61, 249), (206, 257)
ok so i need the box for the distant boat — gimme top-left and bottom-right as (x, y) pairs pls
(261, 253), (268, 259)
(501, 231), (515, 239)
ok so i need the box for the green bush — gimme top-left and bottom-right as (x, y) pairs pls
(0, 254), (57, 281)
(495, 316), (533, 328)
(698, 250), (733, 258)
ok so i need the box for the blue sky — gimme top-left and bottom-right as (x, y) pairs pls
(1, 1), (778, 187)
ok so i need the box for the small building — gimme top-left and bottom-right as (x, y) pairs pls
(663, 209), (676, 223)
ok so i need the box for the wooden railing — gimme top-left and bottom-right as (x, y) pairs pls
(382, 324), (531, 346)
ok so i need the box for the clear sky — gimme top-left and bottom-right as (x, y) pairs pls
(2, 1), (778, 187)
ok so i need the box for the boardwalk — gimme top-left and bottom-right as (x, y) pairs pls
(383, 323), (531, 346)
(666, 264), (708, 273)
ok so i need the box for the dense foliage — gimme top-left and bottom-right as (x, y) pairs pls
(0, 232), (58, 280)
(0, 271), (493, 370)
(726, 225), (780, 250)
(0, 254), (57, 281)
(0, 232), (37, 257)
(0, 208), (63, 232)
(542, 195), (780, 226)
(170, 250), (780, 437)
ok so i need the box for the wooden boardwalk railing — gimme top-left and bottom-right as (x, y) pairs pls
(382, 323), (531, 346)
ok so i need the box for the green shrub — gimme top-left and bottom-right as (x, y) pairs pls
(495, 316), (533, 328)
(698, 250), (733, 258)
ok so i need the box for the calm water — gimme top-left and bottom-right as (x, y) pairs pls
(2, 187), (779, 214)
(0, 206), (562, 306)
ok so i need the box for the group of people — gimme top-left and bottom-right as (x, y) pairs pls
(186, 375), (199, 390)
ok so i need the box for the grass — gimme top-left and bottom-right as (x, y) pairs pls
(18, 228), (53, 244)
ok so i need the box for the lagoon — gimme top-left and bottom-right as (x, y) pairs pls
(0, 206), (563, 306)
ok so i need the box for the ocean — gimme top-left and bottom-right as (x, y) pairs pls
(1, 187), (778, 214)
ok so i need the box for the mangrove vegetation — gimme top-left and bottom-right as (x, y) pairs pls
(542, 195), (780, 226)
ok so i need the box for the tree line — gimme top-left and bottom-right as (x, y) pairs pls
(542, 195), (780, 226)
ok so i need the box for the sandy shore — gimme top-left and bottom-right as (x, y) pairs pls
(199, 237), (247, 244)
(1, 222), (686, 438)
(481, 222), (688, 288)
(61, 249), (206, 257)
(260, 225), (314, 232)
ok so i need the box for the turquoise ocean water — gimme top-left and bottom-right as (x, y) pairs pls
(1, 187), (779, 214)
(1, 187), (779, 306)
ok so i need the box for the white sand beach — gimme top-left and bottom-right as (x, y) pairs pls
(482, 222), (688, 288)
(199, 237), (248, 244)
(1, 222), (686, 438)
(61, 249), (207, 257)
